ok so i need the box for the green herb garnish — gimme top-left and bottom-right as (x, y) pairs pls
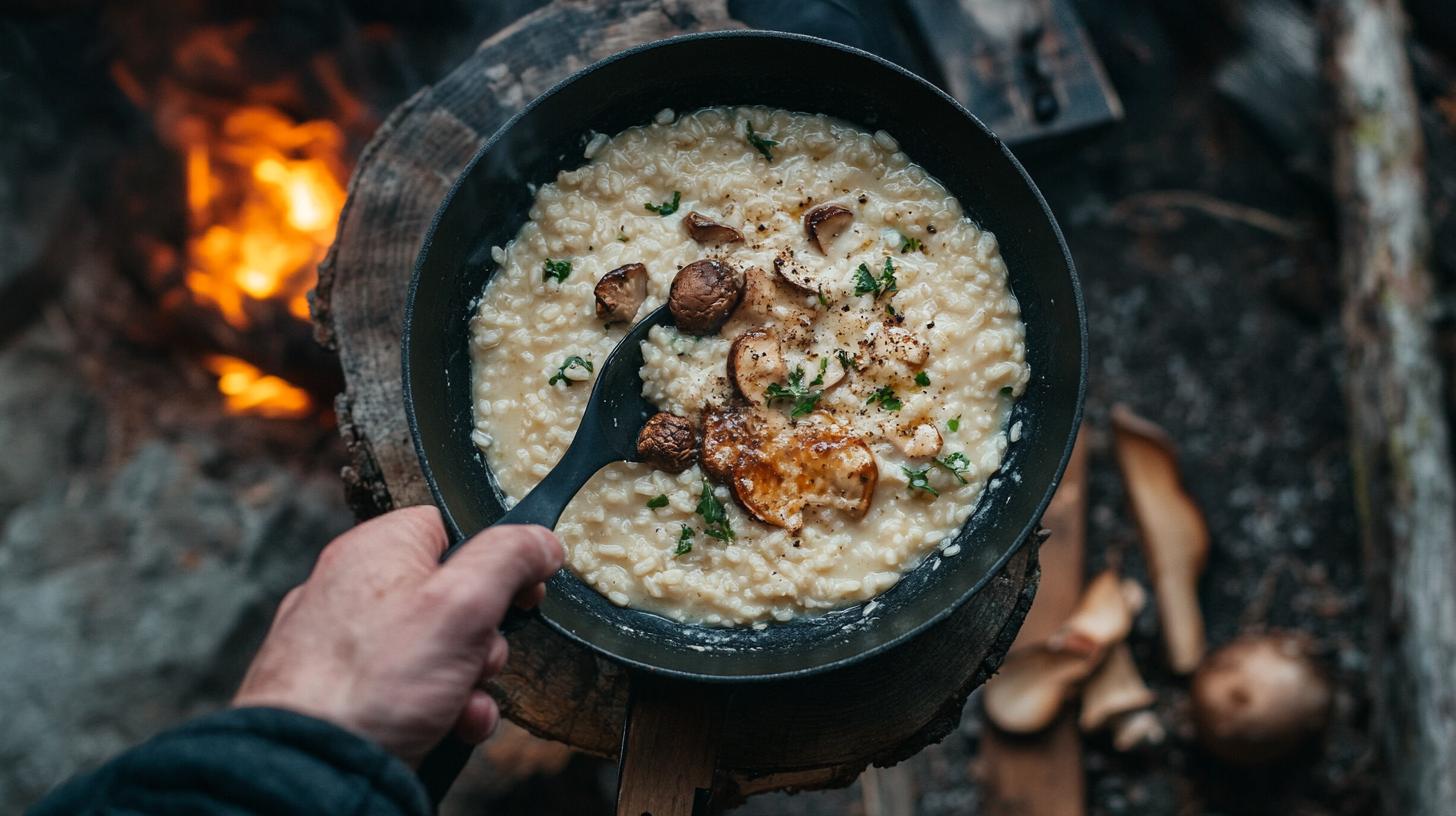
(866, 385), (902, 411)
(547, 355), (593, 386)
(695, 478), (734, 541)
(948, 415), (961, 433)
(542, 258), (572, 283)
(886, 302), (898, 318)
(644, 191), (681, 215)
(837, 349), (859, 371)
(647, 494), (669, 509)
(853, 257), (898, 298)
(675, 524), (694, 556)
(900, 234), (922, 253)
(915, 371), (931, 387)
(934, 452), (972, 485)
(745, 121), (778, 161)
(817, 285), (829, 307)
(902, 466), (939, 497)
(765, 366), (822, 418)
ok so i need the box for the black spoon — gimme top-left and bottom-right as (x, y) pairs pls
(419, 303), (673, 803)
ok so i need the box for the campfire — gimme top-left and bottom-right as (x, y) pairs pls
(106, 11), (371, 419)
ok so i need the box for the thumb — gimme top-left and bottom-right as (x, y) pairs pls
(427, 525), (563, 640)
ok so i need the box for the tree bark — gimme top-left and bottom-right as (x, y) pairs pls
(1326, 2), (1456, 813)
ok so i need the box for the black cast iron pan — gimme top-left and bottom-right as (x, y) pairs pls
(403, 30), (1086, 685)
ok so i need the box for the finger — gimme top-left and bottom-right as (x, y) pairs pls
(452, 691), (500, 745)
(322, 505), (448, 569)
(275, 586), (305, 619)
(480, 633), (510, 679)
(512, 582), (547, 610)
(428, 525), (563, 637)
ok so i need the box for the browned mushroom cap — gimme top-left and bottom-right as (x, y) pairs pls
(1190, 632), (1333, 765)
(803, 204), (854, 254)
(594, 263), (648, 323)
(727, 329), (786, 405)
(669, 259), (744, 335)
(635, 412), (698, 473)
(683, 211), (743, 245)
(701, 407), (876, 531)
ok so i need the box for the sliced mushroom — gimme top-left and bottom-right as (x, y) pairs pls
(803, 204), (854, 253)
(1111, 404), (1209, 674)
(889, 422), (942, 458)
(1079, 642), (1156, 733)
(772, 255), (822, 293)
(727, 329), (786, 405)
(733, 425), (877, 531)
(669, 259), (744, 335)
(700, 406), (876, 531)
(594, 262), (648, 323)
(867, 323), (930, 370)
(1046, 570), (1140, 655)
(684, 211), (743, 245)
(732, 265), (815, 328)
(982, 642), (1102, 734)
(635, 412), (698, 473)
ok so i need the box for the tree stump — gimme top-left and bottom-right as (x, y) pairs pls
(314, 0), (1040, 801)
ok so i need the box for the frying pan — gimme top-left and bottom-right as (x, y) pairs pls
(403, 30), (1086, 683)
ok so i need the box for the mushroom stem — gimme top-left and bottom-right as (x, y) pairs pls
(1111, 404), (1209, 674)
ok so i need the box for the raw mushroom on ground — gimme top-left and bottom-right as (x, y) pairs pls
(1190, 632), (1333, 765)
(1111, 404), (1210, 674)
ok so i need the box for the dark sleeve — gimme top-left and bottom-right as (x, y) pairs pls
(28, 707), (432, 816)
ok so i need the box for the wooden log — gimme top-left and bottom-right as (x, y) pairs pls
(1326, 2), (1456, 814)
(315, 0), (1042, 799)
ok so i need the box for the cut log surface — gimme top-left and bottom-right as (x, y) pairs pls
(314, 0), (1041, 795)
(1327, 1), (1456, 814)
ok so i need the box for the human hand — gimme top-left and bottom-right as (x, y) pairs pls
(232, 506), (562, 766)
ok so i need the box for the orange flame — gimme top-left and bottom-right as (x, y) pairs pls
(204, 355), (313, 419)
(181, 106), (347, 328)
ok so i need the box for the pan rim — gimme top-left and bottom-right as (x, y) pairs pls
(403, 28), (1088, 683)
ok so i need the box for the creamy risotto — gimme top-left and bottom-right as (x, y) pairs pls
(469, 106), (1028, 626)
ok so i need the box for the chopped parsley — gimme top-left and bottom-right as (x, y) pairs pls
(745, 121), (778, 161)
(547, 355), (593, 386)
(644, 191), (681, 215)
(948, 415), (961, 433)
(837, 349), (859, 371)
(934, 452), (972, 485)
(866, 385), (902, 411)
(903, 466), (939, 497)
(817, 285), (829, 307)
(765, 366), (822, 418)
(915, 371), (931, 387)
(886, 302), (899, 318)
(695, 478), (734, 541)
(809, 357), (829, 387)
(542, 258), (572, 283)
(646, 494), (669, 509)
(853, 257), (898, 298)
(900, 234), (923, 253)
(675, 524), (694, 556)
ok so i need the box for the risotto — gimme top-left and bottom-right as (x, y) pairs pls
(469, 106), (1029, 626)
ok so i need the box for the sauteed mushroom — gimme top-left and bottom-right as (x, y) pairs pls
(636, 412), (698, 473)
(803, 204), (854, 253)
(684, 211), (743, 245)
(727, 329), (786, 405)
(669, 259), (744, 335)
(594, 262), (647, 323)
